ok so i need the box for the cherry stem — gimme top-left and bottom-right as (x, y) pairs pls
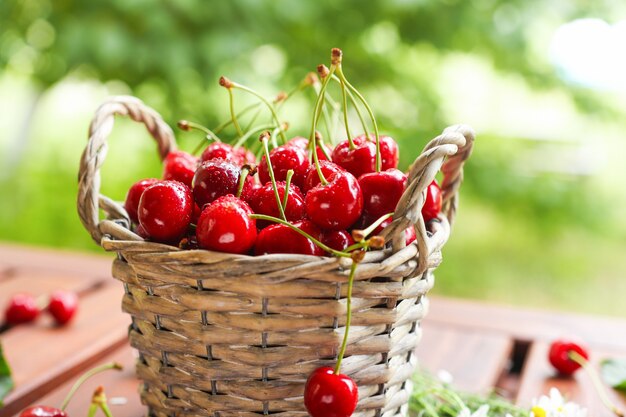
(226, 88), (244, 138)
(214, 102), (262, 135)
(315, 131), (332, 161)
(331, 74), (370, 139)
(243, 106), (264, 133)
(231, 82), (287, 143)
(358, 213), (394, 241)
(233, 124), (276, 148)
(236, 166), (251, 198)
(337, 75), (353, 144)
(334, 260), (358, 374)
(60, 362), (123, 411)
(248, 214), (352, 258)
(90, 386), (113, 417)
(335, 65), (381, 172)
(260, 135), (287, 221)
(309, 66), (336, 186)
(568, 351), (625, 417)
(282, 169), (294, 212)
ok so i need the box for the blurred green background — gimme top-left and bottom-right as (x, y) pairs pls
(1, 0), (625, 316)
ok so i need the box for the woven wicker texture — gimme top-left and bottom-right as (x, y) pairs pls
(77, 96), (474, 417)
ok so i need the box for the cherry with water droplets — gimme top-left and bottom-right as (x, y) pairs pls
(162, 151), (198, 188)
(305, 171), (363, 230)
(255, 220), (324, 256)
(4, 293), (40, 325)
(331, 136), (377, 179)
(201, 142), (240, 164)
(258, 145), (310, 190)
(304, 366), (358, 417)
(196, 195), (257, 254)
(138, 180), (193, 243)
(249, 181), (305, 228)
(48, 290), (78, 325)
(358, 169), (407, 218)
(124, 178), (159, 224)
(287, 136), (331, 162)
(192, 158), (251, 208)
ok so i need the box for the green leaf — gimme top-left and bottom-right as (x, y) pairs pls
(601, 358), (626, 391)
(0, 342), (14, 408)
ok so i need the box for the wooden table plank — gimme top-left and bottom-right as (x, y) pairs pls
(516, 341), (626, 417)
(428, 297), (626, 350)
(13, 345), (144, 417)
(417, 319), (514, 393)
(0, 284), (130, 417)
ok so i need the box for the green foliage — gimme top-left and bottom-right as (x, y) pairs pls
(0, 343), (14, 408)
(601, 358), (626, 392)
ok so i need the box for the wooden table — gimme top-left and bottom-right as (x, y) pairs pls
(1, 243), (625, 416)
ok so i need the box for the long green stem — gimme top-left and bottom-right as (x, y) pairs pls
(236, 166), (251, 198)
(60, 362), (122, 411)
(249, 214), (351, 258)
(309, 66), (336, 185)
(360, 213), (394, 240)
(243, 106), (263, 133)
(232, 82), (287, 143)
(227, 88), (244, 138)
(214, 102), (262, 135)
(335, 66), (381, 172)
(338, 75), (353, 145)
(331, 74), (370, 139)
(260, 136), (287, 221)
(334, 261), (357, 374)
(233, 124), (276, 148)
(282, 170), (294, 211)
(569, 351), (625, 417)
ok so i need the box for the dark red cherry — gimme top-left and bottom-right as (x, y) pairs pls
(358, 169), (407, 218)
(124, 178), (159, 224)
(234, 146), (257, 166)
(201, 142), (240, 164)
(321, 230), (354, 253)
(4, 293), (40, 325)
(19, 406), (68, 417)
(255, 220), (324, 256)
(332, 136), (377, 179)
(422, 180), (442, 221)
(302, 161), (345, 194)
(258, 145), (310, 190)
(163, 151), (198, 188)
(241, 182), (262, 205)
(379, 135), (399, 170)
(370, 216), (415, 246)
(548, 339), (589, 375)
(196, 195), (257, 254)
(405, 225), (416, 244)
(138, 180), (193, 243)
(304, 366), (358, 417)
(192, 159), (251, 208)
(249, 181), (306, 228)
(48, 290), (78, 325)
(305, 171), (363, 230)
(287, 136), (331, 161)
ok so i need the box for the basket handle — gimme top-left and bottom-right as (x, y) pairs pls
(381, 124), (475, 271)
(77, 96), (177, 244)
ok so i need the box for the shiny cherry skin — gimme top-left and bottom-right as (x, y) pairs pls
(201, 142), (240, 164)
(241, 182), (262, 206)
(124, 178), (159, 224)
(304, 367), (358, 417)
(358, 169), (407, 218)
(548, 339), (589, 375)
(249, 181), (305, 228)
(19, 406), (68, 417)
(4, 293), (40, 325)
(405, 225), (416, 244)
(255, 220), (324, 256)
(235, 146), (257, 166)
(258, 145), (310, 190)
(196, 195), (257, 254)
(287, 136), (331, 161)
(138, 180), (193, 243)
(305, 171), (363, 230)
(321, 230), (354, 253)
(192, 158), (251, 208)
(302, 161), (345, 194)
(422, 180), (442, 221)
(162, 151), (198, 188)
(369, 217), (415, 246)
(331, 136), (377, 179)
(48, 290), (78, 325)
(379, 135), (399, 170)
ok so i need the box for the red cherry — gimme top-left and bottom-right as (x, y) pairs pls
(162, 151), (198, 188)
(304, 367), (358, 417)
(331, 136), (377, 178)
(234, 146), (257, 166)
(302, 161), (345, 194)
(379, 135), (399, 170)
(255, 220), (324, 256)
(48, 290), (78, 325)
(138, 180), (193, 243)
(196, 195), (257, 254)
(367, 216), (415, 246)
(241, 182), (262, 205)
(358, 169), (407, 218)
(192, 159), (251, 208)
(405, 225), (416, 244)
(287, 136), (331, 161)
(249, 181), (306, 228)
(19, 406), (68, 417)
(124, 178), (159, 224)
(258, 145), (310, 190)
(321, 230), (354, 253)
(422, 180), (442, 221)
(4, 293), (40, 325)
(548, 339), (589, 375)
(305, 171), (363, 230)
(201, 142), (240, 164)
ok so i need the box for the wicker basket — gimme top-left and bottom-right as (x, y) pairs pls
(77, 95), (474, 417)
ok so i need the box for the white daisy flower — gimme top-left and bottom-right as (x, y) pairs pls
(531, 388), (587, 417)
(456, 404), (491, 417)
